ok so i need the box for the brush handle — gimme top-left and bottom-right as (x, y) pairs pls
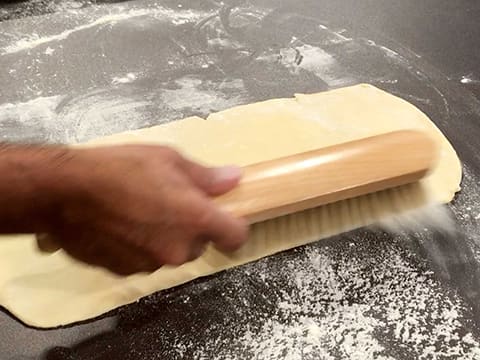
(215, 130), (437, 224)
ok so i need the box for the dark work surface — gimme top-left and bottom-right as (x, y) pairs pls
(1, 0), (480, 359)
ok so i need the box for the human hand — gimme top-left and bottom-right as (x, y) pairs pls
(39, 145), (248, 275)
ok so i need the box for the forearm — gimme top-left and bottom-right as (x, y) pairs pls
(0, 144), (73, 233)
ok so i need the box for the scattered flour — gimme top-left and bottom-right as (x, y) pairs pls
(2, 4), (480, 358)
(0, 95), (63, 141)
(0, 93), (148, 143)
(158, 76), (247, 117)
(0, 76), (247, 143)
(183, 239), (480, 359)
(256, 44), (353, 88)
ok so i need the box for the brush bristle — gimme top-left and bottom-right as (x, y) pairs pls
(242, 182), (444, 258)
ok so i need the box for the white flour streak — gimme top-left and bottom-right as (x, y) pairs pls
(460, 75), (480, 84)
(377, 79), (399, 84)
(112, 73), (137, 85)
(364, 39), (407, 64)
(379, 46), (399, 59)
(318, 25), (353, 44)
(1, 7), (206, 55)
(3, 13), (139, 55)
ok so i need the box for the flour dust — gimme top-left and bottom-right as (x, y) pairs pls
(0, 75), (248, 143)
(170, 235), (480, 360)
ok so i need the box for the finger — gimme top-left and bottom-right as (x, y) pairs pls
(199, 203), (249, 252)
(176, 156), (242, 196)
(58, 231), (160, 275)
(189, 235), (209, 262)
(36, 233), (61, 253)
(103, 241), (161, 275)
(152, 235), (196, 266)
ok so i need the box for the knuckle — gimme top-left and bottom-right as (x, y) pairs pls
(158, 146), (180, 162)
(160, 244), (189, 266)
(190, 208), (214, 230)
(150, 251), (167, 267)
(219, 226), (249, 251)
(222, 240), (243, 252)
(167, 253), (188, 266)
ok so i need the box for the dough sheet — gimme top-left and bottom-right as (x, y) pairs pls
(0, 84), (461, 327)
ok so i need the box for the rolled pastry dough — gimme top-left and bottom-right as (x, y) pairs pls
(0, 84), (461, 327)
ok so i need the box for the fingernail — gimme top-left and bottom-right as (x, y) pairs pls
(212, 166), (242, 183)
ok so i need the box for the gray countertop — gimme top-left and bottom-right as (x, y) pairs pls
(1, 1), (480, 359)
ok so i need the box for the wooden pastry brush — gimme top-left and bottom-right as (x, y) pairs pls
(214, 129), (438, 224)
(37, 130), (438, 252)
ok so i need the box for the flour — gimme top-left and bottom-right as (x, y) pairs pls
(1, 5), (207, 55)
(161, 233), (480, 360)
(112, 73), (138, 85)
(460, 75), (480, 85)
(158, 76), (247, 117)
(0, 92), (148, 143)
(377, 205), (456, 236)
(0, 95), (63, 141)
(56, 92), (150, 143)
(44, 46), (55, 56)
(256, 21), (359, 88)
(256, 44), (353, 88)
(364, 39), (409, 66)
(177, 234), (480, 359)
(317, 25), (353, 44)
(0, 75), (248, 143)
(292, 44), (353, 87)
(2, 3), (480, 357)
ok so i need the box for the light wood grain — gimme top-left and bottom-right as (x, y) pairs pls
(215, 130), (438, 223)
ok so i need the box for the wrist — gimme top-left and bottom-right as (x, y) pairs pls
(0, 144), (77, 233)
(29, 147), (89, 232)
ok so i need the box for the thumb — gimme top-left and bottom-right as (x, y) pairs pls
(176, 157), (242, 196)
